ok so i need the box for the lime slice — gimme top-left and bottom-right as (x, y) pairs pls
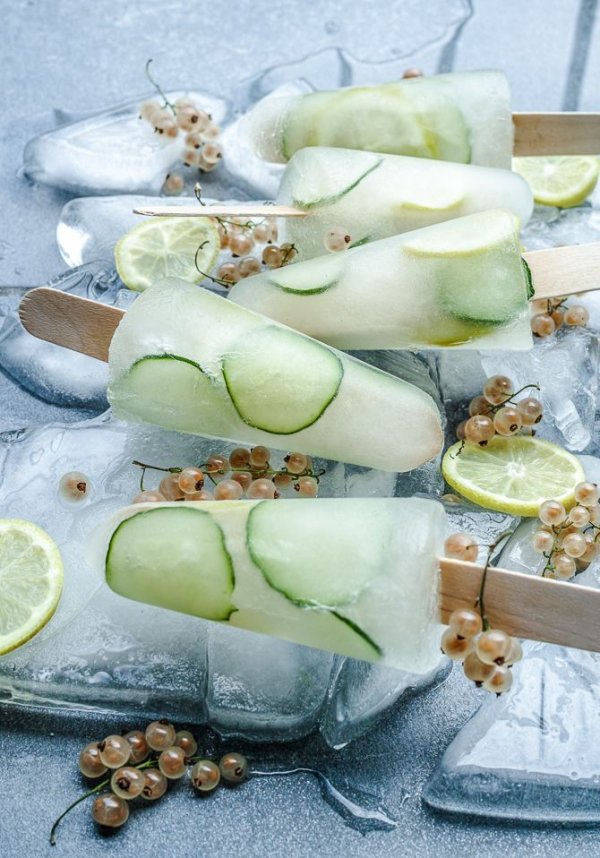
(442, 436), (585, 516)
(402, 209), (519, 257)
(512, 156), (600, 208)
(115, 216), (220, 291)
(0, 519), (64, 654)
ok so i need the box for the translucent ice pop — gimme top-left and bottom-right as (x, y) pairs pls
(108, 279), (443, 472)
(99, 498), (446, 673)
(276, 147), (533, 261)
(245, 70), (513, 167)
(229, 209), (533, 350)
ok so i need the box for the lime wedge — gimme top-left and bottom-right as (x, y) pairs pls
(512, 156), (600, 208)
(115, 216), (220, 292)
(442, 436), (585, 516)
(0, 519), (64, 654)
(402, 209), (519, 257)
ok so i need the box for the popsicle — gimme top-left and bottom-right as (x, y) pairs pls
(245, 70), (514, 167)
(229, 209), (534, 350)
(275, 147), (534, 261)
(107, 278), (443, 472)
(97, 498), (600, 672)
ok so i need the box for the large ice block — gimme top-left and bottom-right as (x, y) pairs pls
(229, 210), (534, 350)
(245, 70), (512, 168)
(277, 148), (533, 260)
(108, 279), (443, 472)
(99, 498), (446, 674)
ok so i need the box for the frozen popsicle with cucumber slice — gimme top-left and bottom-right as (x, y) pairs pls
(229, 209), (534, 350)
(107, 279), (443, 472)
(98, 498), (600, 671)
(275, 147), (533, 261)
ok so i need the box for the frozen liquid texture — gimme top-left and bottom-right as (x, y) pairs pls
(229, 210), (533, 350)
(245, 70), (513, 168)
(277, 148), (533, 260)
(108, 279), (443, 472)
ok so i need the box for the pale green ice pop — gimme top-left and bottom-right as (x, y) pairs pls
(229, 209), (534, 351)
(245, 70), (512, 167)
(276, 147), (533, 261)
(100, 498), (446, 673)
(108, 279), (443, 472)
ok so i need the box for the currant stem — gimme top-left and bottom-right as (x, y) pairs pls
(144, 59), (175, 115)
(477, 530), (514, 630)
(132, 460), (182, 475)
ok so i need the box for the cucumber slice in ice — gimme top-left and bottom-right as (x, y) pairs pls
(247, 500), (391, 607)
(402, 209), (519, 257)
(437, 254), (530, 324)
(114, 354), (230, 434)
(222, 326), (343, 434)
(268, 254), (343, 294)
(229, 608), (382, 662)
(283, 148), (382, 209)
(105, 507), (235, 620)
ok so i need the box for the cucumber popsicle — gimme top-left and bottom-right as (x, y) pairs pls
(108, 279), (443, 472)
(100, 498), (446, 673)
(277, 147), (533, 261)
(229, 209), (534, 350)
(245, 70), (512, 167)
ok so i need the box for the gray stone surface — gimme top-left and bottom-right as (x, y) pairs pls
(1, 0), (600, 855)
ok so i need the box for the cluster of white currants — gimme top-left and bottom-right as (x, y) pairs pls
(214, 216), (298, 286)
(530, 296), (589, 338)
(133, 446), (322, 504)
(457, 374), (543, 446)
(532, 481), (600, 579)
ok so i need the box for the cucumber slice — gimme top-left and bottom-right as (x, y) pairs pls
(402, 209), (519, 257)
(222, 326), (343, 434)
(437, 253), (530, 324)
(283, 148), (382, 209)
(281, 91), (337, 159)
(230, 608), (382, 662)
(106, 507), (235, 620)
(247, 500), (392, 607)
(115, 354), (230, 434)
(268, 254), (343, 294)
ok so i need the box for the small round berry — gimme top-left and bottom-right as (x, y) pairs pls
(230, 471), (253, 492)
(91, 793), (129, 828)
(455, 419), (467, 441)
(182, 148), (200, 167)
(402, 67), (423, 78)
(253, 223), (270, 242)
(191, 759), (221, 792)
(229, 233), (255, 257)
(140, 100), (160, 122)
(145, 720), (177, 752)
(133, 490), (165, 504)
(443, 532), (478, 562)
(482, 665), (513, 695)
(59, 471), (91, 502)
(174, 730), (198, 757)
(201, 123), (221, 141)
(568, 505), (590, 527)
(186, 131), (204, 149)
(493, 405), (523, 436)
(462, 652), (495, 684)
(441, 628), (473, 661)
(79, 743), (108, 778)
(229, 447), (250, 469)
(483, 375), (514, 405)
(468, 395), (493, 417)
(531, 313), (556, 337)
(284, 452), (308, 475)
(563, 531), (587, 557)
(111, 766), (146, 800)
(202, 142), (222, 165)
(295, 476), (318, 497)
(475, 629), (512, 665)
(324, 226), (352, 252)
(464, 415), (495, 446)
(214, 479), (244, 501)
(516, 397), (543, 426)
(553, 552), (577, 579)
(539, 499), (567, 527)
(580, 536), (599, 565)
(532, 529), (554, 554)
(505, 638), (523, 666)
(551, 307), (565, 329)
(98, 735), (131, 769)
(217, 262), (241, 286)
(142, 768), (168, 801)
(588, 504), (600, 526)
(280, 243), (298, 264)
(262, 245), (284, 269)
(178, 467), (205, 494)
(193, 489), (215, 501)
(192, 109), (211, 133)
(123, 730), (150, 764)
(449, 608), (483, 639)
(159, 473), (185, 501)
(237, 256), (262, 278)
(273, 472), (293, 490)
(206, 454), (230, 476)
(530, 298), (550, 314)
(247, 478), (276, 499)
(219, 752), (249, 784)
(158, 746), (187, 779)
(575, 481), (600, 507)
(564, 305), (589, 327)
(164, 172), (184, 195)
(176, 105), (201, 131)
(249, 446), (270, 469)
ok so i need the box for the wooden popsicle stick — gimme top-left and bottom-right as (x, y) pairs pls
(513, 112), (600, 156)
(524, 242), (600, 299)
(133, 204), (306, 218)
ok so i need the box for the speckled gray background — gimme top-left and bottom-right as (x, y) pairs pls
(1, 0), (600, 855)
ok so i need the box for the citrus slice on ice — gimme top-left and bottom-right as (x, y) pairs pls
(0, 519), (64, 654)
(442, 436), (585, 516)
(115, 216), (220, 291)
(512, 156), (599, 208)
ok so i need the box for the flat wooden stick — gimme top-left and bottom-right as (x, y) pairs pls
(513, 112), (600, 156)
(133, 204), (306, 218)
(524, 242), (600, 299)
